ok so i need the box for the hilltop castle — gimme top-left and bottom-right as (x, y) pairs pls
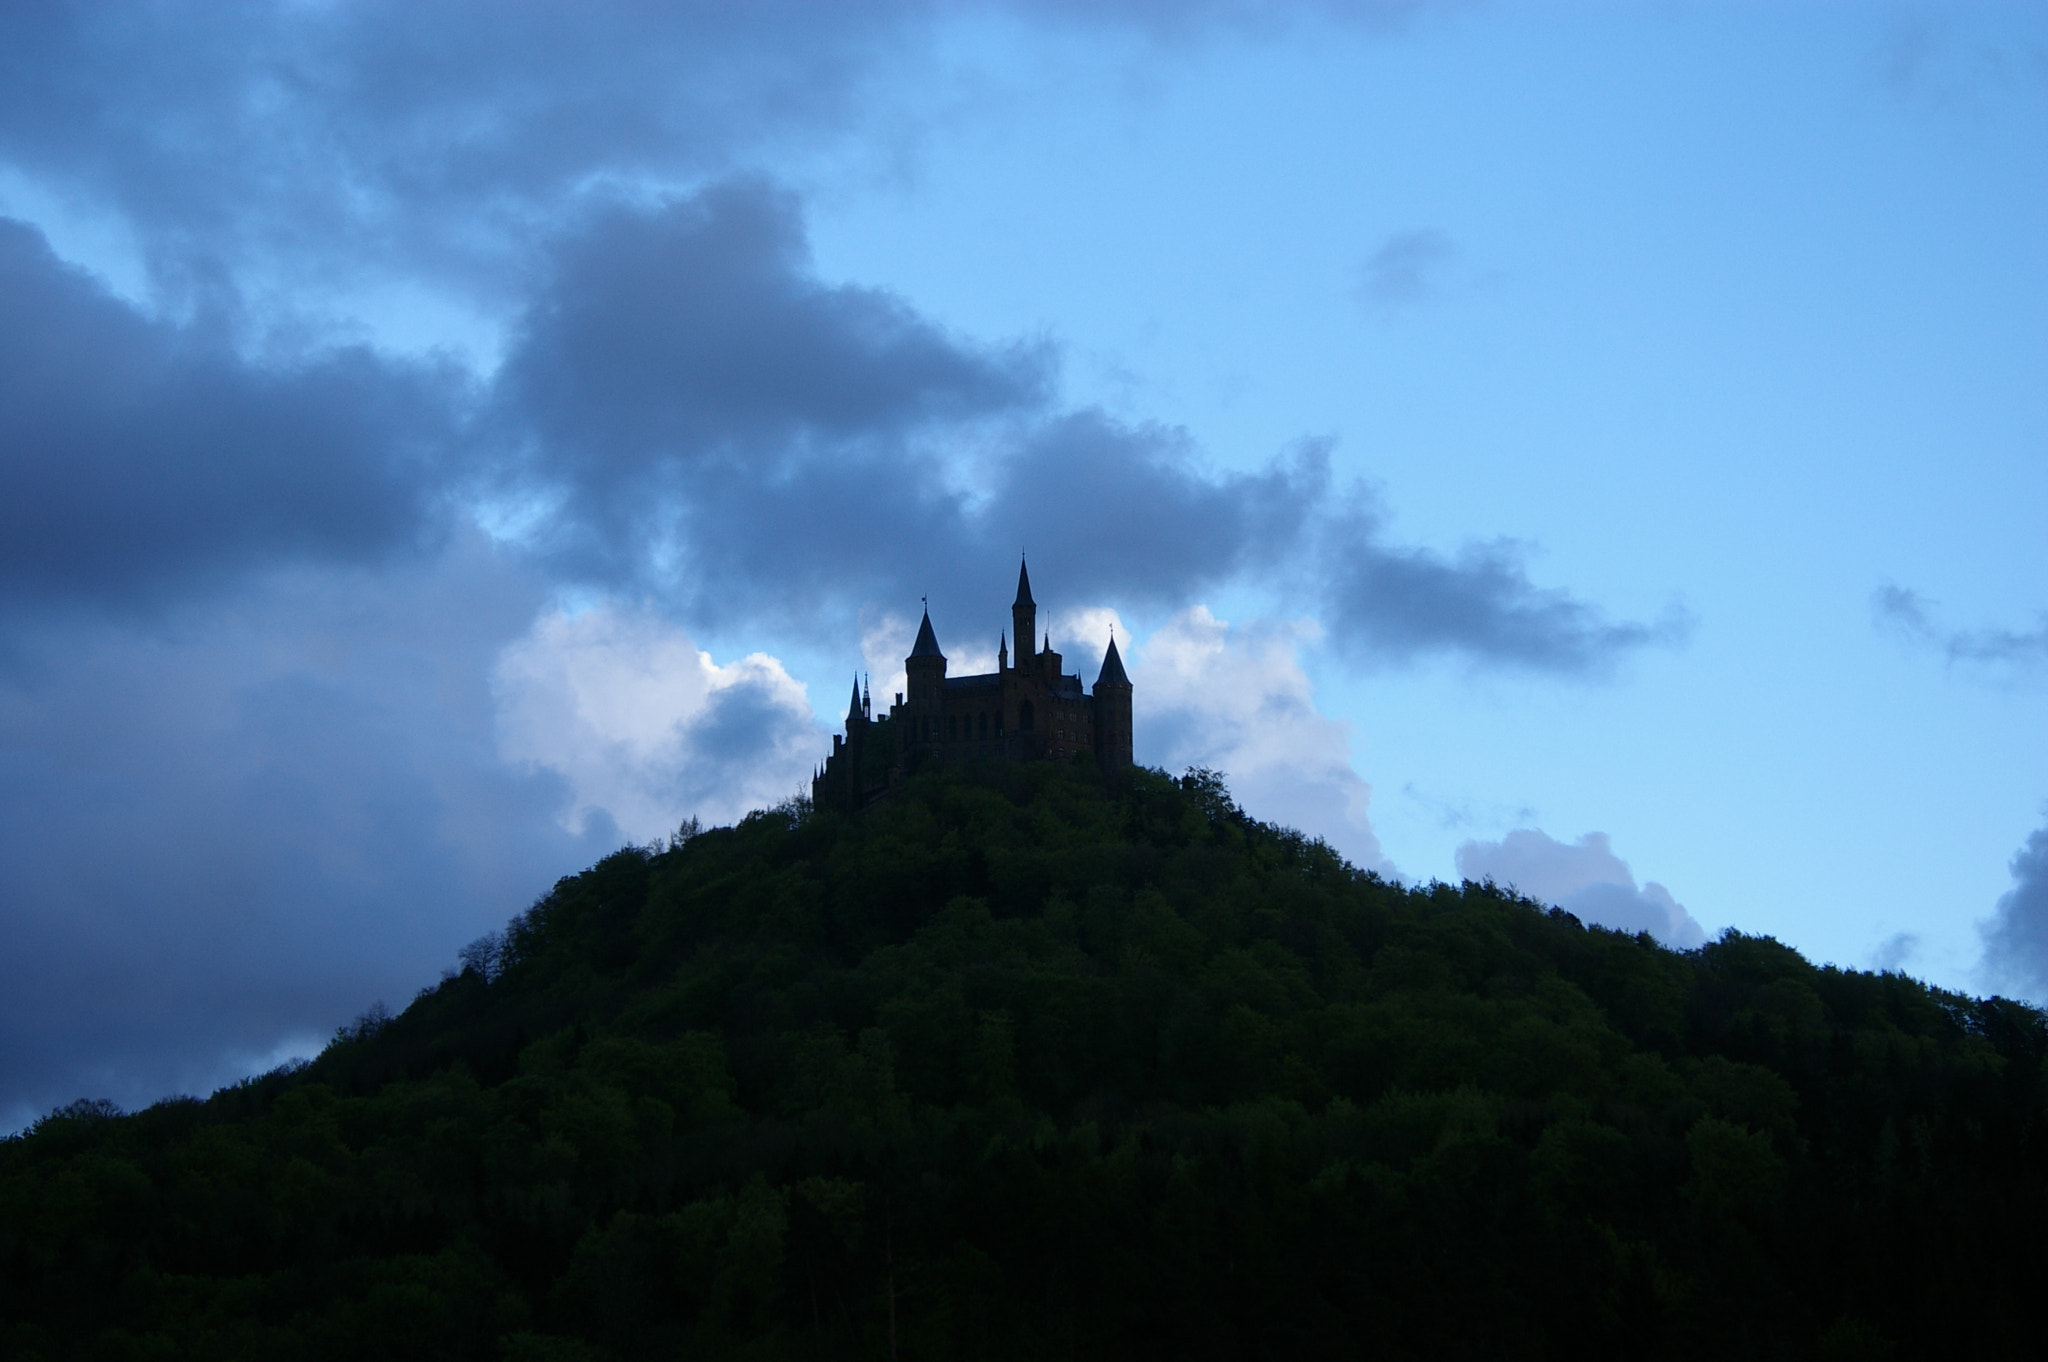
(812, 561), (1132, 812)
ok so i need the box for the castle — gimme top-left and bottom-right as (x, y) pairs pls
(812, 560), (1132, 812)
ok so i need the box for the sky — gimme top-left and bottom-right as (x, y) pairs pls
(0, 0), (2042, 1130)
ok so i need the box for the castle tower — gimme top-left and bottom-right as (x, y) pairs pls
(1092, 634), (1133, 768)
(816, 675), (869, 810)
(1010, 560), (1036, 678)
(906, 605), (947, 745)
(820, 564), (1134, 806)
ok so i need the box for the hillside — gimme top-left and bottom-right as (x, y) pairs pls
(3, 761), (2042, 1360)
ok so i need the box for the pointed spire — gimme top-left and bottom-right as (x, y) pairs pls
(1010, 568), (1038, 677)
(1096, 634), (1130, 687)
(846, 677), (864, 723)
(1043, 631), (1051, 653)
(910, 605), (944, 659)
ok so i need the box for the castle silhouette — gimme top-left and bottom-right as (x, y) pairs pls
(813, 560), (1132, 812)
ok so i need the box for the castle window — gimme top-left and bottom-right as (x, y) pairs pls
(978, 712), (988, 739)
(1018, 700), (1034, 731)
(948, 715), (957, 740)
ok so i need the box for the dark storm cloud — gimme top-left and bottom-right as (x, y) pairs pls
(1315, 496), (1689, 672)
(976, 416), (1322, 600)
(0, 2), (925, 302)
(488, 181), (1279, 615)
(512, 183), (1047, 454)
(689, 683), (808, 770)
(494, 183), (1666, 674)
(1978, 818), (2048, 1005)
(0, 218), (461, 608)
(493, 180), (1051, 592)
(0, 2), (1430, 309)
(1874, 584), (2048, 676)
(0, 536), (621, 1131)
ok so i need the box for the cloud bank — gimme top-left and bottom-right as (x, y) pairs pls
(1456, 828), (1708, 948)
(485, 182), (1677, 670)
(0, 536), (604, 1131)
(0, 1), (1432, 322)
(0, 219), (463, 610)
(1, 170), (1674, 675)
(0, 2), (930, 315)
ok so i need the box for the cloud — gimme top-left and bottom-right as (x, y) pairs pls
(1316, 493), (1692, 673)
(0, 532), (616, 1132)
(488, 181), (1323, 626)
(492, 183), (1672, 675)
(978, 418), (1322, 602)
(0, 2), (933, 316)
(1456, 828), (1707, 948)
(1134, 605), (1392, 875)
(1869, 931), (1920, 973)
(1356, 227), (1457, 310)
(1398, 781), (1537, 835)
(0, 217), (464, 610)
(1874, 584), (2048, 679)
(493, 601), (821, 840)
(0, 2), (1435, 326)
(1878, 16), (2048, 110)
(2, 148), (1670, 678)
(490, 179), (1053, 607)
(508, 182), (1050, 458)
(1977, 817), (2048, 1004)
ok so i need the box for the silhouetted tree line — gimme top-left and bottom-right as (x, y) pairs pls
(2, 760), (2042, 1359)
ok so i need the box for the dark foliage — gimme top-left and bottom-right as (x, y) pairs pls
(3, 760), (2042, 1359)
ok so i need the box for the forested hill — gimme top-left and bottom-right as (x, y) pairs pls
(4, 762), (2043, 1360)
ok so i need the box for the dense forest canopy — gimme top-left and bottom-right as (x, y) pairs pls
(3, 760), (2043, 1359)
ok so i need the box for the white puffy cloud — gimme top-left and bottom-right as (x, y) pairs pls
(1455, 828), (1707, 948)
(1131, 605), (1392, 875)
(1977, 818), (2048, 1004)
(1051, 605), (1125, 670)
(494, 601), (819, 840)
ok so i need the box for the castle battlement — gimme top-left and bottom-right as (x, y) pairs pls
(812, 560), (1133, 811)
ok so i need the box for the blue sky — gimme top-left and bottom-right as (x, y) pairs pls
(0, 1), (2042, 1128)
